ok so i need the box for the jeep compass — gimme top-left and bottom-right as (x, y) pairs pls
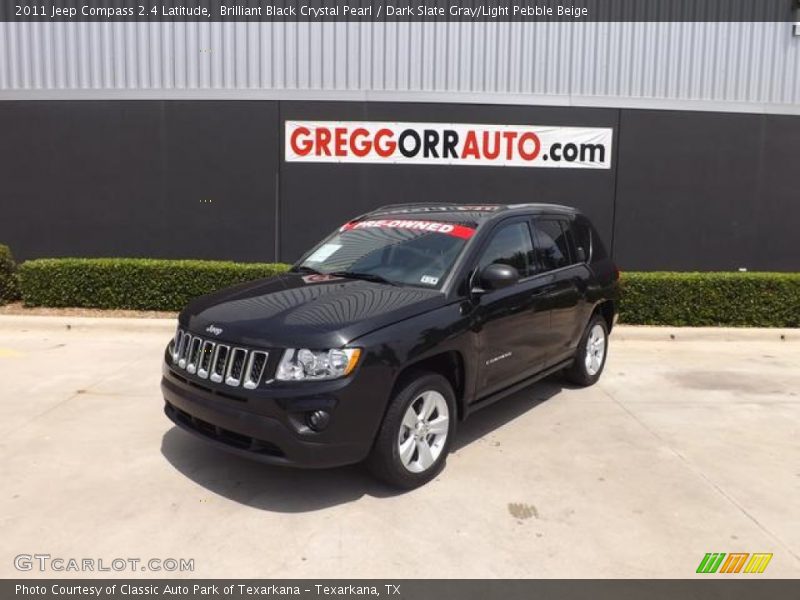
(162, 203), (619, 488)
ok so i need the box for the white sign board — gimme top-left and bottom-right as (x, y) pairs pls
(286, 121), (613, 169)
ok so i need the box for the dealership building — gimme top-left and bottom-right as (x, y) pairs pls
(0, 4), (798, 271)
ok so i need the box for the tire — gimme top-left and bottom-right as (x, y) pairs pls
(366, 371), (456, 489)
(564, 315), (609, 387)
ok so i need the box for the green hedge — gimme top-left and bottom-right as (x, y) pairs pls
(13, 258), (800, 327)
(619, 272), (800, 327)
(0, 244), (21, 304)
(19, 258), (290, 311)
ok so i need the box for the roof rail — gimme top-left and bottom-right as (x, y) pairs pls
(372, 202), (462, 211)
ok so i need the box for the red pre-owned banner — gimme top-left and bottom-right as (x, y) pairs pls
(286, 120), (613, 169)
(341, 219), (476, 239)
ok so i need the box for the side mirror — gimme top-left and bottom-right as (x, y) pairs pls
(576, 246), (587, 263)
(477, 263), (520, 292)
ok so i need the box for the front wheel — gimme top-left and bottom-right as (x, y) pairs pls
(366, 371), (456, 489)
(564, 315), (609, 386)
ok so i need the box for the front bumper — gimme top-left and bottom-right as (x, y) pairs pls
(161, 360), (390, 468)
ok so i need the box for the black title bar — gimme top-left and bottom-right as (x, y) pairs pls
(2, 0), (797, 22)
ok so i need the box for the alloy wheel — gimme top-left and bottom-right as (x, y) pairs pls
(584, 323), (606, 376)
(397, 390), (450, 473)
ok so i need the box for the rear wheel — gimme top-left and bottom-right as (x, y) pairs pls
(564, 315), (609, 386)
(366, 371), (456, 489)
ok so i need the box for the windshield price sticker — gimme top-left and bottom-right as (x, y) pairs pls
(341, 219), (476, 239)
(306, 243), (342, 262)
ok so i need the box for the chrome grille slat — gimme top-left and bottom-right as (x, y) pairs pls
(197, 341), (215, 379)
(169, 327), (269, 389)
(243, 351), (269, 389)
(186, 337), (202, 374)
(170, 328), (183, 362)
(225, 348), (248, 387)
(210, 345), (230, 383)
(177, 332), (192, 368)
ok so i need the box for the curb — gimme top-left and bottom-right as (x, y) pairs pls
(612, 325), (798, 342)
(0, 314), (796, 341)
(0, 314), (176, 333)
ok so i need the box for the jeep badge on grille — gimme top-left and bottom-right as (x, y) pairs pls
(205, 325), (223, 336)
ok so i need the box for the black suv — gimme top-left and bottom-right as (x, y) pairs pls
(162, 203), (619, 488)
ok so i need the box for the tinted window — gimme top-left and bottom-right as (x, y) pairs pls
(532, 219), (571, 271)
(478, 221), (534, 278)
(589, 222), (608, 260)
(570, 219), (592, 263)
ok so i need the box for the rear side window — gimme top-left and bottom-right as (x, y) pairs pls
(570, 219), (592, 263)
(478, 221), (535, 278)
(532, 219), (571, 271)
(589, 222), (608, 261)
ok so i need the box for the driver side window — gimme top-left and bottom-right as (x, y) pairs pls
(478, 221), (535, 278)
(531, 219), (571, 271)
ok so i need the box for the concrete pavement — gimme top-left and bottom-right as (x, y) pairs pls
(0, 316), (798, 578)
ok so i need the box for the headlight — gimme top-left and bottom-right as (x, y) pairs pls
(276, 348), (362, 381)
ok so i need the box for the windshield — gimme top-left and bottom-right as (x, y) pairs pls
(295, 218), (477, 288)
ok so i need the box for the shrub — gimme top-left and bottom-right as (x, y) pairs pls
(0, 244), (20, 304)
(619, 272), (800, 327)
(14, 259), (800, 327)
(18, 258), (290, 311)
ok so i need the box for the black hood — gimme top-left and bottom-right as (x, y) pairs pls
(181, 273), (447, 348)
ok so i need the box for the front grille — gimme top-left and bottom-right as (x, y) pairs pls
(168, 328), (268, 389)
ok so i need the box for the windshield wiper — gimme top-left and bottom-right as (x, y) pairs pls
(330, 271), (399, 286)
(290, 265), (322, 275)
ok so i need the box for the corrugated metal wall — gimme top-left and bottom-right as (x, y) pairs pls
(1, 21), (799, 113)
